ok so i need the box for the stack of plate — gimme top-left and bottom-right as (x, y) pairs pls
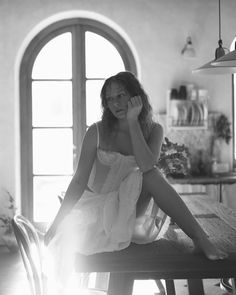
(170, 101), (207, 126)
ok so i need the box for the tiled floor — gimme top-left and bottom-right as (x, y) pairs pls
(0, 245), (230, 295)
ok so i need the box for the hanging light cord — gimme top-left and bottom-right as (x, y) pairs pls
(218, 0), (221, 41)
(217, 0), (230, 54)
(215, 0), (227, 59)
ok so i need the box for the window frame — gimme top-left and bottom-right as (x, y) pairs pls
(20, 18), (137, 223)
(232, 75), (235, 169)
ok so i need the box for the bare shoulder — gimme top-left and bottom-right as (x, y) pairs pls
(82, 122), (99, 149)
(150, 122), (164, 138)
(147, 122), (164, 157)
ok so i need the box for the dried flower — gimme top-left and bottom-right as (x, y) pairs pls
(0, 216), (13, 234)
(214, 114), (232, 144)
(0, 190), (16, 235)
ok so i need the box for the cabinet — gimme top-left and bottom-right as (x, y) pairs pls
(167, 90), (208, 130)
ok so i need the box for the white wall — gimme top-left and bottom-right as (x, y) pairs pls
(1, 0), (236, 207)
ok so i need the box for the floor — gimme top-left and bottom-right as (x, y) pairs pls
(0, 245), (231, 295)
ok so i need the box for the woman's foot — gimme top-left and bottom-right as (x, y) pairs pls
(193, 235), (228, 260)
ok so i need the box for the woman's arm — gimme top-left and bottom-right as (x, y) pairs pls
(127, 96), (163, 172)
(44, 123), (98, 244)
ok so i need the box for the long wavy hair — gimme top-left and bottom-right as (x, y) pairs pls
(100, 71), (154, 140)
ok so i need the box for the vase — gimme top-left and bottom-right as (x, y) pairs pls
(211, 138), (222, 163)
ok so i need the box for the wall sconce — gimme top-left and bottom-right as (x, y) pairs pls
(181, 37), (196, 58)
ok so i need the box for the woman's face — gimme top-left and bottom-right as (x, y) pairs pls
(105, 82), (131, 119)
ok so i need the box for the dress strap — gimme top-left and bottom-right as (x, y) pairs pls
(95, 123), (100, 148)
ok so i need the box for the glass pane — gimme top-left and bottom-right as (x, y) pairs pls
(32, 81), (72, 127)
(85, 31), (125, 78)
(32, 32), (72, 79)
(86, 80), (104, 126)
(33, 129), (73, 175)
(33, 176), (72, 222)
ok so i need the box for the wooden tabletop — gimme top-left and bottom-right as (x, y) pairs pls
(75, 194), (236, 294)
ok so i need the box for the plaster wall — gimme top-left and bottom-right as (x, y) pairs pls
(1, 0), (236, 207)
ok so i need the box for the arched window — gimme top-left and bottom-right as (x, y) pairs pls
(20, 18), (137, 225)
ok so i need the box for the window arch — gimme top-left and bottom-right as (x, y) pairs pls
(20, 18), (137, 225)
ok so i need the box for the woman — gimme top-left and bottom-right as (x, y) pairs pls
(45, 71), (226, 278)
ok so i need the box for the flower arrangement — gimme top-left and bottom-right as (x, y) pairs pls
(210, 114), (232, 160)
(213, 114), (232, 144)
(158, 137), (190, 177)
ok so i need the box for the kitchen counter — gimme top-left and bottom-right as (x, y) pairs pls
(168, 172), (236, 202)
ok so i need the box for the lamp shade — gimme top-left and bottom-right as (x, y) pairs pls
(211, 50), (236, 67)
(192, 59), (236, 74)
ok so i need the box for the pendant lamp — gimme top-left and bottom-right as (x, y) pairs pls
(193, 59), (236, 75)
(193, 0), (236, 74)
(212, 42), (236, 67)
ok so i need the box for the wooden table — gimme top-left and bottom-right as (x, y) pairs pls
(75, 195), (236, 295)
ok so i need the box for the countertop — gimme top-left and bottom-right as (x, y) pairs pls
(168, 172), (236, 185)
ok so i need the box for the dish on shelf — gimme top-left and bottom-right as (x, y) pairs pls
(187, 103), (194, 125)
(168, 96), (208, 128)
(171, 104), (179, 125)
(177, 104), (188, 125)
(198, 102), (206, 125)
(192, 102), (201, 125)
(201, 102), (208, 120)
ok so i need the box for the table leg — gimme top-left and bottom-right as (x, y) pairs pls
(107, 273), (134, 295)
(232, 278), (236, 295)
(187, 279), (204, 295)
(165, 279), (176, 295)
(155, 280), (166, 294)
(219, 183), (223, 203)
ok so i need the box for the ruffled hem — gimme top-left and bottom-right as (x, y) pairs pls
(50, 169), (143, 256)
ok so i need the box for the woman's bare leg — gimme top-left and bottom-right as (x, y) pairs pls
(142, 168), (227, 260)
(136, 183), (152, 217)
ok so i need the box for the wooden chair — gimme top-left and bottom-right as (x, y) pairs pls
(12, 214), (108, 295)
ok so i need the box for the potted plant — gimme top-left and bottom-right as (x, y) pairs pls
(0, 190), (18, 252)
(210, 114), (232, 162)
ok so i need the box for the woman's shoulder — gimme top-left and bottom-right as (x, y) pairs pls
(85, 121), (104, 144)
(150, 121), (164, 134)
(87, 121), (102, 132)
(83, 122), (100, 147)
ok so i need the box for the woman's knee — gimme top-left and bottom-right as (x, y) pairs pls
(142, 167), (164, 187)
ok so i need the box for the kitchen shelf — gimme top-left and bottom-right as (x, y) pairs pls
(166, 90), (208, 130)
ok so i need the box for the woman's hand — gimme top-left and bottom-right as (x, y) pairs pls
(127, 95), (143, 121)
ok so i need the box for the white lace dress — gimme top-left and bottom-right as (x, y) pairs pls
(47, 124), (168, 283)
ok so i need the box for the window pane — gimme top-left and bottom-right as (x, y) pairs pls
(85, 31), (125, 78)
(32, 32), (72, 79)
(33, 176), (71, 222)
(33, 129), (73, 175)
(32, 81), (72, 127)
(86, 80), (104, 126)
